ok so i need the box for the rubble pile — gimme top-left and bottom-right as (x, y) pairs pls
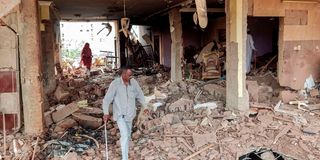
(1, 67), (320, 160)
(127, 98), (320, 159)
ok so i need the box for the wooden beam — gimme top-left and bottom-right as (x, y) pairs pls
(179, 8), (225, 13)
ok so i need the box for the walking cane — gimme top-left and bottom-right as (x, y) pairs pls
(104, 121), (109, 160)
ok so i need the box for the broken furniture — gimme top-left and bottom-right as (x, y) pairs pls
(202, 51), (223, 80)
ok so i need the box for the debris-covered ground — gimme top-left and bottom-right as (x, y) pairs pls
(1, 66), (320, 160)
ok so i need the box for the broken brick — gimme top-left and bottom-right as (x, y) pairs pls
(192, 132), (216, 149)
(246, 80), (259, 102)
(161, 113), (180, 125)
(77, 107), (103, 114)
(168, 98), (193, 112)
(54, 117), (77, 133)
(90, 70), (102, 76)
(54, 85), (71, 102)
(302, 125), (320, 135)
(279, 90), (297, 103)
(310, 89), (319, 97)
(258, 85), (273, 103)
(203, 83), (226, 100)
(72, 113), (103, 129)
(52, 102), (79, 123)
(68, 78), (86, 88)
(247, 81), (273, 103)
(93, 86), (106, 97)
(62, 152), (79, 160)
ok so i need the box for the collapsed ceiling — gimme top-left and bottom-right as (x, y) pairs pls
(52, 0), (224, 21)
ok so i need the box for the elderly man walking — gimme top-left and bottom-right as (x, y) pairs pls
(102, 66), (148, 160)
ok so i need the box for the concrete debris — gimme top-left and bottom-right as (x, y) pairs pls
(260, 151), (276, 160)
(154, 87), (167, 99)
(310, 88), (319, 97)
(273, 125), (291, 144)
(5, 66), (320, 160)
(77, 106), (103, 114)
(54, 117), (77, 133)
(54, 85), (71, 102)
(168, 98), (193, 112)
(59, 152), (79, 160)
(192, 132), (216, 149)
(44, 110), (54, 127)
(68, 78), (86, 88)
(246, 80), (273, 103)
(72, 113), (103, 129)
(289, 100), (309, 111)
(279, 90), (298, 103)
(247, 80), (259, 102)
(200, 117), (210, 126)
(302, 125), (320, 135)
(51, 102), (79, 123)
(274, 100), (298, 116)
(194, 102), (218, 110)
(150, 102), (163, 112)
(203, 83), (226, 101)
(298, 89), (308, 100)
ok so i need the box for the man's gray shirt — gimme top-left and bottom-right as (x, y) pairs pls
(102, 77), (146, 121)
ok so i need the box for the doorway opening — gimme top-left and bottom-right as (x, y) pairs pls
(247, 17), (279, 76)
(121, 25), (159, 68)
(60, 21), (117, 70)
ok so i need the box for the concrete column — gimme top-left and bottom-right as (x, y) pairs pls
(225, 0), (249, 111)
(169, 8), (183, 82)
(40, 5), (56, 94)
(19, 0), (44, 134)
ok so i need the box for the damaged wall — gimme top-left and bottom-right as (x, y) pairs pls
(280, 3), (320, 90)
(0, 11), (18, 70)
(252, 0), (320, 90)
(0, 8), (20, 132)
